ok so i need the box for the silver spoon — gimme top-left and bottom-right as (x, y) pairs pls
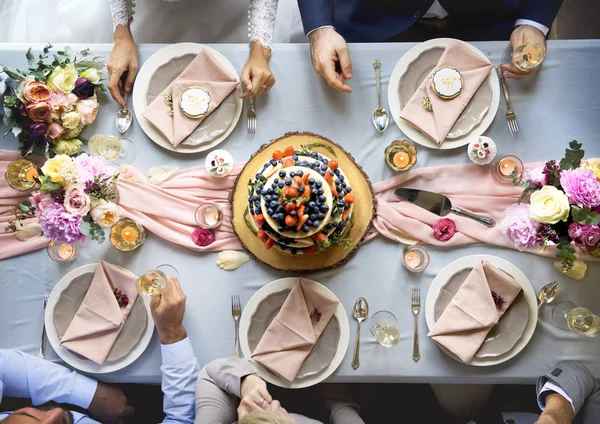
(537, 281), (560, 310)
(372, 60), (389, 133)
(351, 297), (369, 370)
(116, 91), (132, 134)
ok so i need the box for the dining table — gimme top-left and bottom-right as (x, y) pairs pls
(1, 40), (600, 384)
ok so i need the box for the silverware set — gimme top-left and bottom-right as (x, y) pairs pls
(411, 289), (421, 362)
(351, 297), (369, 370)
(231, 295), (242, 358)
(247, 97), (257, 135)
(497, 65), (520, 137)
(38, 288), (51, 359)
(371, 60), (389, 133)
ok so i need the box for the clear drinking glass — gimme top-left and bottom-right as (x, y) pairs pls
(136, 264), (179, 296)
(552, 301), (600, 337)
(512, 43), (545, 72)
(370, 311), (400, 347)
(493, 155), (524, 183)
(195, 202), (224, 229)
(89, 134), (137, 165)
(402, 245), (430, 273)
(47, 240), (80, 262)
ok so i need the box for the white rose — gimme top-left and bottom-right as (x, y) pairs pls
(80, 68), (102, 85)
(90, 200), (120, 227)
(529, 186), (571, 224)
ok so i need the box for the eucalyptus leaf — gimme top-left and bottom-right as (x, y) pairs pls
(79, 221), (91, 236)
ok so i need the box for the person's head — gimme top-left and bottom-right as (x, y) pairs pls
(1, 406), (73, 424)
(239, 410), (298, 424)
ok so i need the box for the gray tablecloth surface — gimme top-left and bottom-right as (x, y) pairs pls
(1, 41), (599, 384)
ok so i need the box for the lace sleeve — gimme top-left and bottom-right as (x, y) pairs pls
(109, 0), (134, 33)
(248, 0), (279, 49)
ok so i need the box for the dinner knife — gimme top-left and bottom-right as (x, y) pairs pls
(394, 188), (496, 227)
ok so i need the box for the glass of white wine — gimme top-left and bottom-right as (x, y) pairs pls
(89, 134), (137, 165)
(136, 264), (179, 296)
(370, 311), (400, 347)
(552, 301), (600, 337)
(512, 43), (545, 72)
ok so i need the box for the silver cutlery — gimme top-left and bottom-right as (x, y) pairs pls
(247, 96), (257, 135)
(115, 91), (132, 134)
(394, 188), (496, 228)
(372, 60), (389, 133)
(497, 65), (519, 137)
(38, 288), (51, 359)
(537, 281), (560, 310)
(411, 289), (421, 362)
(231, 295), (242, 358)
(351, 297), (369, 370)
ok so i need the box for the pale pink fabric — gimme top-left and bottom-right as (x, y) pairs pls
(0, 150), (48, 260)
(400, 41), (493, 144)
(116, 164), (244, 252)
(143, 49), (239, 147)
(427, 260), (523, 363)
(251, 278), (339, 382)
(60, 261), (139, 365)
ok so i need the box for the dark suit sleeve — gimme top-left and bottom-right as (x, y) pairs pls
(297, 0), (335, 36)
(518, 0), (564, 31)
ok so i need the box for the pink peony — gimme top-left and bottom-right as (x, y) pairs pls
(31, 191), (55, 215)
(433, 218), (456, 241)
(47, 121), (66, 141)
(39, 203), (86, 244)
(560, 168), (600, 208)
(502, 204), (540, 250)
(192, 228), (215, 246)
(74, 154), (115, 184)
(63, 184), (91, 216)
(76, 97), (99, 125)
(524, 166), (547, 187)
(568, 222), (586, 241)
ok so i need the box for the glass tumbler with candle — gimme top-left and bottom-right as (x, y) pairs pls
(402, 245), (430, 273)
(47, 240), (79, 262)
(370, 311), (401, 347)
(110, 218), (146, 251)
(385, 140), (417, 172)
(5, 159), (39, 191)
(195, 202), (223, 229)
(136, 264), (179, 296)
(493, 155), (524, 183)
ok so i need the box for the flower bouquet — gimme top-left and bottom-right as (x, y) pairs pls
(502, 141), (600, 273)
(6, 154), (120, 245)
(0, 44), (105, 157)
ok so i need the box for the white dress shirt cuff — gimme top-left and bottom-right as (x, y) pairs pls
(538, 381), (576, 413)
(306, 25), (335, 38)
(68, 374), (98, 409)
(161, 337), (195, 366)
(515, 19), (550, 36)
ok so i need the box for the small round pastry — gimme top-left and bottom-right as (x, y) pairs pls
(431, 66), (463, 100)
(205, 149), (233, 177)
(467, 136), (497, 165)
(180, 87), (211, 119)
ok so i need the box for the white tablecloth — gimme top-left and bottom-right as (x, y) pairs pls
(1, 41), (600, 383)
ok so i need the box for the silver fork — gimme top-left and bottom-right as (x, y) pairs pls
(247, 97), (256, 135)
(497, 65), (520, 136)
(38, 288), (51, 358)
(232, 295), (242, 358)
(411, 289), (421, 362)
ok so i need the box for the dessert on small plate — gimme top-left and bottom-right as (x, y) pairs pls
(431, 66), (463, 100)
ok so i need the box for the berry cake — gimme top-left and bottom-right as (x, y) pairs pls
(247, 145), (355, 254)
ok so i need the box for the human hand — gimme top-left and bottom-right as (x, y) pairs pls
(534, 393), (575, 424)
(502, 24), (546, 80)
(237, 374), (273, 419)
(107, 25), (138, 107)
(240, 42), (276, 99)
(309, 27), (352, 93)
(88, 382), (134, 423)
(150, 277), (187, 345)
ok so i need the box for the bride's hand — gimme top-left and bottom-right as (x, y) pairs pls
(107, 26), (138, 107)
(240, 42), (275, 99)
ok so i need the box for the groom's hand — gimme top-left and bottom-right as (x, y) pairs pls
(108, 25), (138, 107)
(309, 28), (352, 93)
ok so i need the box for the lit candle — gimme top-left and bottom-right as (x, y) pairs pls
(402, 246), (429, 272)
(204, 207), (220, 227)
(393, 152), (409, 169)
(57, 243), (74, 259)
(195, 203), (223, 229)
(25, 167), (39, 183)
(404, 252), (421, 268)
(499, 157), (516, 176)
(121, 226), (139, 243)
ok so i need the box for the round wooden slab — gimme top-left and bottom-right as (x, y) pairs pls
(230, 132), (376, 272)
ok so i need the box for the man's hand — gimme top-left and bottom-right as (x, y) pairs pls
(535, 393), (575, 424)
(107, 25), (138, 107)
(150, 277), (187, 345)
(502, 24), (546, 80)
(237, 374), (273, 419)
(309, 27), (352, 93)
(240, 42), (276, 99)
(88, 382), (134, 424)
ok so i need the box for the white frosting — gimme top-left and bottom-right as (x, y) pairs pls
(180, 87), (211, 117)
(431, 67), (462, 98)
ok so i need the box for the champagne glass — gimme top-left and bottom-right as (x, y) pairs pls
(136, 264), (179, 296)
(89, 134), (137, 165)
(552, 301), (600, 337)
(512, 43), (545, 72)
(369, 311), (400, 347)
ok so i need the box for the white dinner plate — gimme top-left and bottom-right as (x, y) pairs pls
(132, 43), (243, 154)
(388, 38), (500, 150)
(45, 264), (155, 374)
(425, 255), (538, 366)
(239, 277), (350, 389)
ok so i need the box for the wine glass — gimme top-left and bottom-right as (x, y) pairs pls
(512, 43), (545, 72)
(552, 301), (600, 337)
(136, 264), (179, 296)
(89, 134), (137, 165)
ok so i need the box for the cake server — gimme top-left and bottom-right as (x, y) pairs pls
(394, 188), (496, 227)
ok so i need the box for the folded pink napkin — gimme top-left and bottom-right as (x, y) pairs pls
(251, 278), (339, 382)
(400, 40), (493, 144)
(427, 260), (522, 363)
(143, 49), (239, 147)
(60, 261), (139, 365)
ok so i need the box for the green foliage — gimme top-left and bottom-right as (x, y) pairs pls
(243, 207), (257, 235)
(4, 202), (36, 232)
(247, 176), (267, 196)
(556, 238), (576, 271)
(297, 143), (337, 157)
(571, 206), (600, 225)
(39, 175), (62, 193)
(559, 140), (585, 171)
(89, 222), (106, 243)
(3, 93), (18, 108)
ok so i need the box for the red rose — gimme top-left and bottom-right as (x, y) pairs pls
(192, 228), (215, 246)
(433, 218), (456, 241)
